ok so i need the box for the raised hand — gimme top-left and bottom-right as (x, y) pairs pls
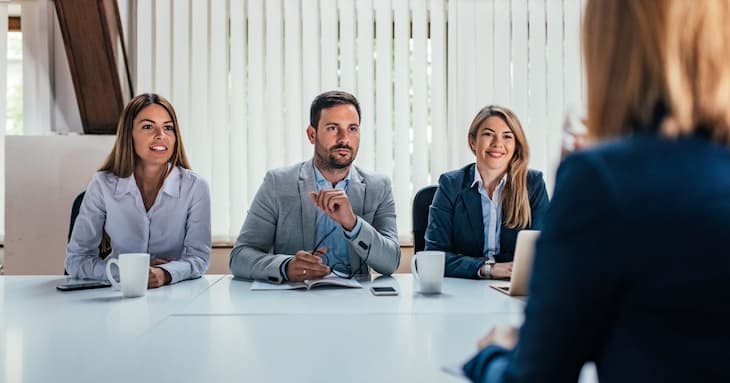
(309, 190), (357, 231)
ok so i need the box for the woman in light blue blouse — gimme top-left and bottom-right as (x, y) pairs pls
(66, 93), (211, 288)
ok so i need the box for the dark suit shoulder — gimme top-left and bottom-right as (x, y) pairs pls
(525, 169), (548, 208)
(437, 163), (474, 190)
(526, 169), (545, 188)
(526, 168), (544, 182)
(556, 134), (695, 197)
(560, 133), (730, 211)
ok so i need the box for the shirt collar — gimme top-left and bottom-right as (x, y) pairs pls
(160, 165), (181, 198)
(115, 173), (137, 197)
(115, 164), (180, 198)
(312, 163), (352, 190)
(471, 168), (508, 192)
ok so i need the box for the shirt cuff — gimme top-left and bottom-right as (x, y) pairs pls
(343, 217), (363, 239)
(484, 352), (510, 382)
(158, 260), (192, 284)
(477, 258), (493, 279)
(96, 260), (111, 281)
(462, 345), (510, 383)
(280, 257), (293, 281)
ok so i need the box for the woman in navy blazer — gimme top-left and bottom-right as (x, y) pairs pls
(425, 105), (549, 279)
(463, 1), (730, 382)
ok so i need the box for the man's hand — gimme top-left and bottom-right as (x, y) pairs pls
(148, 267), (171, 288)
(286, 247), (331, 282)
(477, 325), (519, 351)
(309, 190), (357, 231)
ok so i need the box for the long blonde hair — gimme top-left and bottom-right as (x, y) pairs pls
(468, 105), (531, 229)
(99, 93), (191, 177)
(583, 0), (730, 144)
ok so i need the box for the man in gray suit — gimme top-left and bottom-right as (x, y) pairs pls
(229, 91), (401, 283)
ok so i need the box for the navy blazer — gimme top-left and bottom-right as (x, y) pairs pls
(464, 132), (730, 382)
(425, 164), (550, 279)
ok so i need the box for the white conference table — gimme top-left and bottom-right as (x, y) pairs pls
(1, 274), (530, 383)
(0, 275), (224, 383)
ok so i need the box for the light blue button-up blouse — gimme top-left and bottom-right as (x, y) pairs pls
(65, 166), (211, 284)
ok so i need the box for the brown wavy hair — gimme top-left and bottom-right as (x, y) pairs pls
(468, 105), (531, 229)
(583, 0), (730, 144)
(99, 93), (191, 177)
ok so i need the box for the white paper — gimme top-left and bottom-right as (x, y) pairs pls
(250, 273), (362, 290)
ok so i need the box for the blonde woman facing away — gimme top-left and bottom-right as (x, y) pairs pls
(464, 1), (730, 382)
(66, 93), (211, 288)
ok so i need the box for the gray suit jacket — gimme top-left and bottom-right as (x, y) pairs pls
(229, 159), (401, 282)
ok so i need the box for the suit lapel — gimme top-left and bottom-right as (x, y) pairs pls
(347, 166), (366, 270)
(347, 166), (365, 217)
(461, 164), (485, 252)
(299, 160), (317, 250)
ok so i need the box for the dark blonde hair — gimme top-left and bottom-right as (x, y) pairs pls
(583, 0), (730, 144)
(99, 93), (191, 177)
(468, 105), (531, 229)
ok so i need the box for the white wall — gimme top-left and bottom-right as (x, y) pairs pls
(4, 136), (115, 275)
(0, 0), (82, 245)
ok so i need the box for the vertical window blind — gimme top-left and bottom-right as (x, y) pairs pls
(1, 0), (585, 244)
(133, 0), (584, 243)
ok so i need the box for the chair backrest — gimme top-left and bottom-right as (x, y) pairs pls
(68, 191), (86, 242)
(67, 191), (110, 275)
(66, 192), (86, 275)
(412, 185), (438, 252)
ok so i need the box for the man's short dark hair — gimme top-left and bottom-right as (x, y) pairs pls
(309, 90), (361, 128)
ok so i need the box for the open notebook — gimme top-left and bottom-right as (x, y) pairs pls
(251, 273), (362, 290)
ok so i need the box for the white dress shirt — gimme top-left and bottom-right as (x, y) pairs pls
(65, 166), (211, 284)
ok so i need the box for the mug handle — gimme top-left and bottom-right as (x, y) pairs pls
(410, 252), (420, 281)
(105, 258), (121, 290)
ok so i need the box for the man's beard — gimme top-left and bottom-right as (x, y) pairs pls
(317, 145), (355, 169)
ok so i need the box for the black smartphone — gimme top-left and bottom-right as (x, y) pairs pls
(370, 286), (398, 296)
(56, 280), (112, 291)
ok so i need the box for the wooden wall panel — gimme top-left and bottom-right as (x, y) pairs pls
(54, 0), (132, 134)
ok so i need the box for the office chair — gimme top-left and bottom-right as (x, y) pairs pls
(68, 191), (86, 242)
(412, 185), (437, 252)
(66, 191), (110, 275)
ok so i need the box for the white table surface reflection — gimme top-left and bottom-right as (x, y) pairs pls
(96, 313), (523, 383)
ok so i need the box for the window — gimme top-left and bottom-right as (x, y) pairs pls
(5, 5), (22, 134)
(6, 24), (22, 135)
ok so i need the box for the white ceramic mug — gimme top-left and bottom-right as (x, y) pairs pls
(410, 250), (445, 294)
(105, 253), (150, 298)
